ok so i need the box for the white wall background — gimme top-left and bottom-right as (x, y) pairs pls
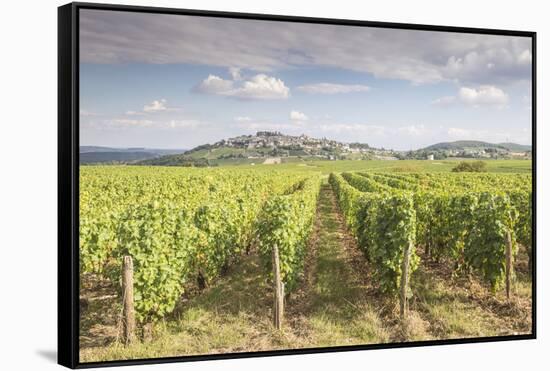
(0, 0), (545, 369)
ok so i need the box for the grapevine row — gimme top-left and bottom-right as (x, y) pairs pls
(329, 173), (418, 302)
(338, 171), (531, 293)
(80, 166), (318, 323)
(257, 176), (322, 292)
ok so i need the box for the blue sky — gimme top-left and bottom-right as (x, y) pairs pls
(79, 10), (533, 150)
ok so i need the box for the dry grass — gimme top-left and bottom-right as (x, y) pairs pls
(410, 246), (532, 339)
(392, 165), (423, 173)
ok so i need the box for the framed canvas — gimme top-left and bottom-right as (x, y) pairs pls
(58, 2), (536, 368)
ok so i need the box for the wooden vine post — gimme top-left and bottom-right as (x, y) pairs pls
(122, 255), (136, 345)
(426, 222), (432, 259)
(400, 241), (413, 319)
(505, 231), (513, 299)
(272, 244), (284, 330)
(142, 322), (153, 343)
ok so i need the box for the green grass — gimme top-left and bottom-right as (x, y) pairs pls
(209, 159), (532, 174)
(80, 254), (284, 362)
(412, 269), (502, 338)
(300, 182), (391, 346)
(410, 250), (532, 339)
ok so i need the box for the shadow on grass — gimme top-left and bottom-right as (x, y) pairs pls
(176, 255), (272, 319)
(79, 253), (281, 362)
(79, 274), (121, 348)
(411, 249), (532, 339)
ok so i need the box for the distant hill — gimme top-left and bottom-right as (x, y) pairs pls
(422, 140), (530, 152)
(79, 146), (187, 164)
(81, 151), (159, 164)
(82, 136), (531, 166)
(137, 131), (389, 166)
(497, 142), (532, 152)
(80, 146), (122, 153)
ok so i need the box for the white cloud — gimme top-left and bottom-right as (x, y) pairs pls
(458, 86), (509, 107)
(518, 49), (532, 65)
(290, 110), (308, 122)
(168, 119), (199, 128)
(297, 83), (370, 94)
(143, 99), (168, 112)
(234, 116), (252, 122)
(228, 67), (242, 81)
(398, 124), (427, 136)
(125, 110), (145, 116)
(195, 73), (290, 100)
(442, 41), (532, 85)
(80, 10), (532, 86)
(125, 99), (180, 114)
(86, 118), (202, 130)
(195, 75), (234, 94)
(231, 74), (290, 100)
(433, 85), (509, 108)
(112, 119), (155, 127)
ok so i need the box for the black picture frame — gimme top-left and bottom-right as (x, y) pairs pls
(58, 2), (537, 369)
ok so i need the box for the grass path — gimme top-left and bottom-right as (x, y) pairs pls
(290, 181), (391, 346)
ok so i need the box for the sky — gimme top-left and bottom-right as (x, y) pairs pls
(79, 9), (533, 151)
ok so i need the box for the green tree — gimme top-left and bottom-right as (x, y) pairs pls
(452, 161), (487, 172)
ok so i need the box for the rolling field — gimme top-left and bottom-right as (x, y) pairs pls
(79, 159), (532, 362)
(227, 158), (532, 174)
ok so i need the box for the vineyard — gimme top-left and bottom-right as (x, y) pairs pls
(79, 164), (532, 362)
(330, 171), (532, 314)
(80, 166), (320, 324)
